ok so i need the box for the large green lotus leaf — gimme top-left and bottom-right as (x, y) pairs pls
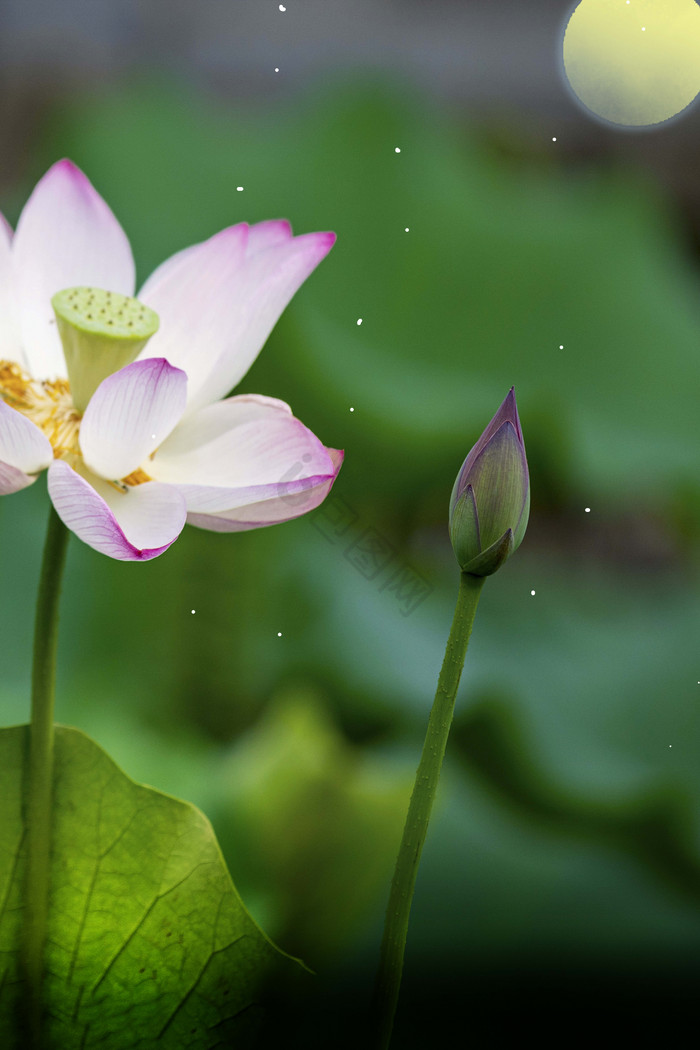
(0, 724), (298, 1049)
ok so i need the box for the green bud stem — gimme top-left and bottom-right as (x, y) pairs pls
(22, 505), (69, 1045)
(369, 570), (486, 1050)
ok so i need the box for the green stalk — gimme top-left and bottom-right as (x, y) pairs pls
(370, 570), (485, 1050)
(22, 505), (69, 1040)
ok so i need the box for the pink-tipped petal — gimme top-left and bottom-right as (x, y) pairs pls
(148, 393), (292, 465)
(12, 160), (135, 380)
(136, 221), (292, 312)
(80, 358), (187, 481)
(136, 224), (250, 407)
(0, 460), (39, 494)
(138, 223), (247, 300)
(192, 230), (336, 412)
(0, 398), (53, 474)
(0, 214), (25, 369)
(139, 226), (335, 414)
(245, 219), (293, 255)
(0, 212), (13, 244)
(48, 459), (186, 561)
(187, 448), (344, 532)
(147, 394), (336, 511)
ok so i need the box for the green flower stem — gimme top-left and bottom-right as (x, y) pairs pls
(23, 504), (69, 1039)
(370, 570), (486, 1050)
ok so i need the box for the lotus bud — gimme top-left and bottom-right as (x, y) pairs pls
(449, 387), (529, 576)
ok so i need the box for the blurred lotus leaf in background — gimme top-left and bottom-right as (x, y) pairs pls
(214, 687), (412, 965)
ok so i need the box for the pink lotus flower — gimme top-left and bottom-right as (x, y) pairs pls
(0, 160), (342, 560)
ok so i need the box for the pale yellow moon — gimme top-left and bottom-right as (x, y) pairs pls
(563, 0), (700, 126)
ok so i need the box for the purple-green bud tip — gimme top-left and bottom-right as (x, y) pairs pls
(449, 387), (530, 576)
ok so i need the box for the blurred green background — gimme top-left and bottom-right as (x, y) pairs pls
(1, 2), (700, 1045)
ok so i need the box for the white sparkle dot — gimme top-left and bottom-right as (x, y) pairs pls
(552, 136), (557, 142)
(277, 631), (282, 637)
(394, 147), (401, 153)
(642, 26), (645, 31)
(585, 507), (591, 513)
(530, 590), (536, 596)
(151, 433), (156, 439)
(279, 4), (286, 10)
(191, 609), (195, 614)
(236, 186), (244, 192)
(669, 744), (672, 747)
(404, 227), (410, 232)
(559, 344), (564, 350)
(357, 318), (363, 325)
(349, 406), (354, 412)
(274, 66), (280, 72)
